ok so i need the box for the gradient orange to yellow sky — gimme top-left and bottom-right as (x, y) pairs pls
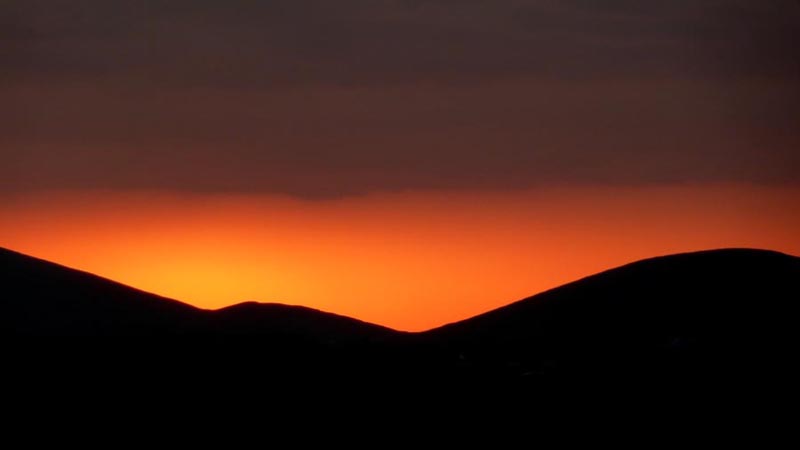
(1, 184), (798, 331)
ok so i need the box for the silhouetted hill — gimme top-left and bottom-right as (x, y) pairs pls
(423, 249), (800, 378)
(1, 247), (200, 335)
(2, 246), (798, 383)
(209, 301), (395, 341)
(0, 247), (394, 344)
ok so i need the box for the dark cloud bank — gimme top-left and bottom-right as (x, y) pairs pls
(2, 0), (798, 197)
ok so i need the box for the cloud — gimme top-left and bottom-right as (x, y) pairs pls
(1, 0), (798, 197)
(3, 0), (797, 86)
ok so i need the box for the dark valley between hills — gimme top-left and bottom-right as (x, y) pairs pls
(2, 247), (799, 386)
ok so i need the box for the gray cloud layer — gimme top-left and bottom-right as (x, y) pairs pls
(2, 0), (799, 197)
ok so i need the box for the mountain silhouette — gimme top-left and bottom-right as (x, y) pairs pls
(424, 248), (800, 379)
(0, 247), (394, 343)
(2, 246), (798, 382)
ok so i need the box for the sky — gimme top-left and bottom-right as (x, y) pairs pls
(1, 1), (799, 330)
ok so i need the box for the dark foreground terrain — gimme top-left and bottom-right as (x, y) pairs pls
(2, 246), (798, 390)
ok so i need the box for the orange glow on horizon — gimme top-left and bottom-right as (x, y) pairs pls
(1, 185), (798, 331)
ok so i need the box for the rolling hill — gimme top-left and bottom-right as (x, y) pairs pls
(2, 246), (798, 381)
(0, 247), (394, 342)
(423, 248), (800, 378)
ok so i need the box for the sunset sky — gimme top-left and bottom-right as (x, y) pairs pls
(2, 1), (798, 330)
